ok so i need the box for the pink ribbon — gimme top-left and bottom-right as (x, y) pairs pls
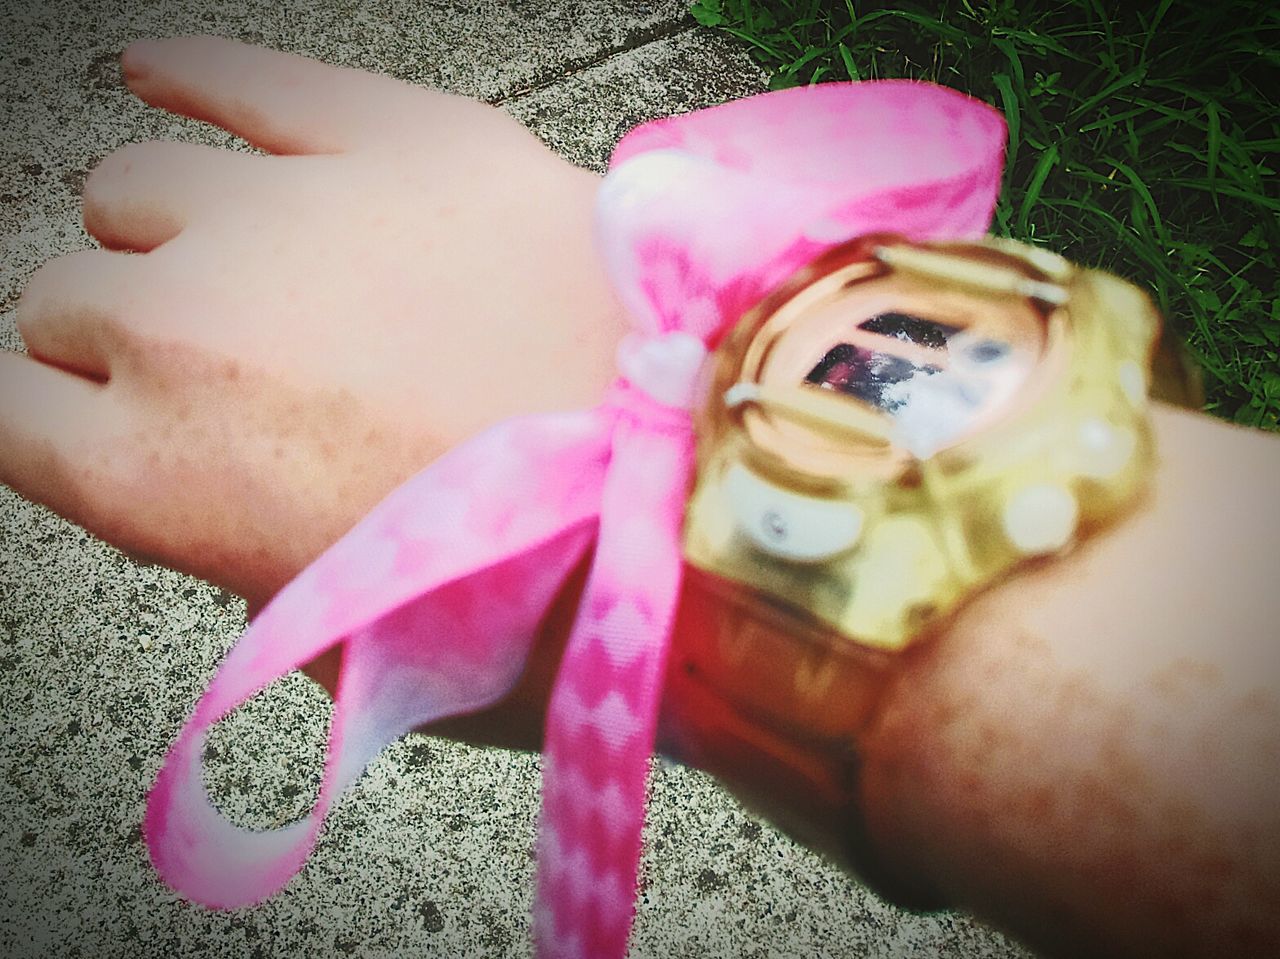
(144, 81), (1005, 957)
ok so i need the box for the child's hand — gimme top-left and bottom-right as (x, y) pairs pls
(1, 36), (628, 611)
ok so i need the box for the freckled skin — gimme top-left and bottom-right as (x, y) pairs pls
(859, 407), (1280, 957)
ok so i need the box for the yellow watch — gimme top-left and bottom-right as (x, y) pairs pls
(660, 233), (1193, 907)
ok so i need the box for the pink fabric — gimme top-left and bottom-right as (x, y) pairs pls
(144, 81), (1005, 956)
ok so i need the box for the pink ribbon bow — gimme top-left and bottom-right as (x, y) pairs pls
(144, 80), (1005, 958)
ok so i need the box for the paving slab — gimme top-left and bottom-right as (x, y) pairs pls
(0, 2), (1031, 957)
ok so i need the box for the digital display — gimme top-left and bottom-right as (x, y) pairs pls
(803, 311), (955, 412)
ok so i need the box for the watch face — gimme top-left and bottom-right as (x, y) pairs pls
(732, 239), (1055, 473)
(684, 236), (1161, 653)
(798, 310), (1037, 460)
(803, 311), (957, 407)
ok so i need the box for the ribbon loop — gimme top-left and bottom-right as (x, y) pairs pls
(598, 81), (1005, 341)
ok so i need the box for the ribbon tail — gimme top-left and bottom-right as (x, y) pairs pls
(532, 415), (693, 959)
(145, 410), (611, 909)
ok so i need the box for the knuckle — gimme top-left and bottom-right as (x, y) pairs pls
(14, 254), (77, 331)
(84, 141), (184, 209)
(17, 249), (98, 305)
(85, 142), (146, 197)
(81, 144), (157, 238)
(15, 251), (144, 360)
(94, 139), (162, 178)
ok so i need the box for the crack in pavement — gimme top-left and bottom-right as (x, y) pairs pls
(490, 16), (701, 106)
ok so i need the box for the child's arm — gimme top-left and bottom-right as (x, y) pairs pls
(860, 404), (1280, 957)
(1, 37), (1276, 958)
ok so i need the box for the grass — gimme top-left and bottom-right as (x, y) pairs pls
(690, 0), (1280, 429)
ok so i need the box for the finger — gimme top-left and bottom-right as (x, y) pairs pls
(121, 35), (416, 155)
(16, 249), (152, 382)
(0, 351), (119, 523)
(83, 140), (264, 251)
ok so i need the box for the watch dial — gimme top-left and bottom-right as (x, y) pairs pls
(737, 242), (1054, 468)
(801, 310), (1034, 458)
(803, 311), (955, 410)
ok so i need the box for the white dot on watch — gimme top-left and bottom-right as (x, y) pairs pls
(1118, 360), (1147, 408)
(1003, 482), (1079, 554)
(724, 464), (863, 562)
(1076, 417), (1136, 479)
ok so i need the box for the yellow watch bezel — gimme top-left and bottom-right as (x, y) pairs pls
(682, 234), (1168, 652)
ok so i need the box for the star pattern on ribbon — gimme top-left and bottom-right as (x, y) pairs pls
(144, 80), (1006, 958)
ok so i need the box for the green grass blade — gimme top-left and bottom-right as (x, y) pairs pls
(1103, 157), (1169, 245)
(1018, 143), (1059, 236)
(1205, 99), (1221, 190)
(1068, 66), (1151, 118)
(838, 41), (859, 81)
(992, 72), (1019, 174)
